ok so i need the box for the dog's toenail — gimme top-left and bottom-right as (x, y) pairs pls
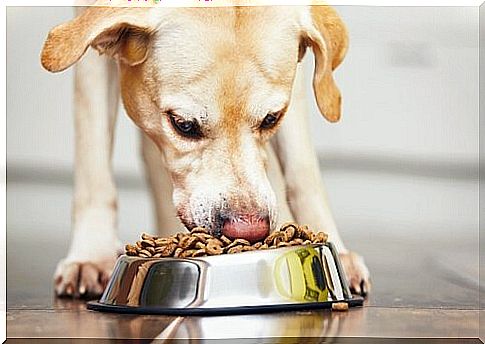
(66, 285), (74, 295)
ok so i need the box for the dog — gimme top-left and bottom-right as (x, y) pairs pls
(41, 1), (370, 298)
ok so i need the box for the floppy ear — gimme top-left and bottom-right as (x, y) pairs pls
(41, 6), (160, 73)
(301, 6), (348, 123)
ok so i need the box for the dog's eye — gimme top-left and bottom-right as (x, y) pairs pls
(168, 112), (203, 139)
(260, 112), (281, 130)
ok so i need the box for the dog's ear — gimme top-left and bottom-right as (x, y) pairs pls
(301, 6), (348, 123)
(41, 6), (160, 72)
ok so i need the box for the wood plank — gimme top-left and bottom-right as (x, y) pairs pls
(7, 307), (479, 339)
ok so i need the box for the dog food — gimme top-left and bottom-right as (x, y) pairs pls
(331, 302), (349, 312)
(125, 222), (328, 258)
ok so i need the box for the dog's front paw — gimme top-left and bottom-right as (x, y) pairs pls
(54, 254), (119, 298)
(339, 251), (371, 297)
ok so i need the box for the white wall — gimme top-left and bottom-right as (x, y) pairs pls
(308, 6), (479, 164)
(7, 7), (143, 176)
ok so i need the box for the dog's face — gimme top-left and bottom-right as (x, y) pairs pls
(41, 4), (347, 242)
(123, 8), (301, 242)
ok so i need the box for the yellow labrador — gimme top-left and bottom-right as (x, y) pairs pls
(41, 2), (370, 298)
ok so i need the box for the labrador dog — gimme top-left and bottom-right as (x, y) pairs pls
(41, 1), (370, 298)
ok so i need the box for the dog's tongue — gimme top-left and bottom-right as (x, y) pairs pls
(222, 215), (269, 243)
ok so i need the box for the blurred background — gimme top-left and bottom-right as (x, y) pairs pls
(6, 6), (480, 309)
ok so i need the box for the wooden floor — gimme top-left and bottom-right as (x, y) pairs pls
(6, 231), (483, 342)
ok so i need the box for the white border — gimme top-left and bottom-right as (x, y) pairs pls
(1, 2), (6, 343)
(2, 0), (484, 6)
(1, 0), (482, 343)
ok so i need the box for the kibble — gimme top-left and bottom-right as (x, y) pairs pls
(331, 302), (349, 312)
(125, 222), (328, 259)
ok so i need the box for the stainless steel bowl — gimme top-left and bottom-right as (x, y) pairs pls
(88, 242), (363, 315)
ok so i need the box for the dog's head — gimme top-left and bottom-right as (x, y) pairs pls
(41, 4), (347, 242)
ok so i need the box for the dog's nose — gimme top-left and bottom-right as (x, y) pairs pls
(222, 214), (269, 243)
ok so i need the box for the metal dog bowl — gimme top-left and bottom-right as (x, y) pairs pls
(87, 242), (363, 315)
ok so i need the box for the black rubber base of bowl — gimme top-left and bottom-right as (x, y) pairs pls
(87, 297), (364, 316)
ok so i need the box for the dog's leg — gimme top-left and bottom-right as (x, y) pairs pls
(141, 132), (185, 237)
(54, 47), (121, 298)
(274, 60), (370, 296)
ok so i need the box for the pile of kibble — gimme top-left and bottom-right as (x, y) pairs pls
(125, 222), (328, 259)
